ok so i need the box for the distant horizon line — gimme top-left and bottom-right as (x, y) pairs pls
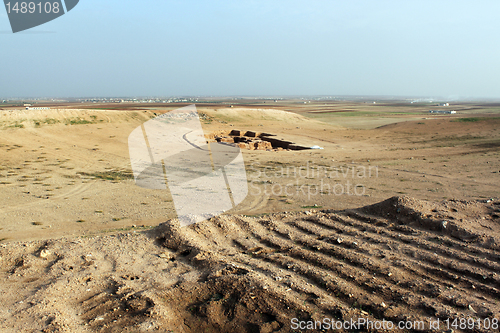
(2, 95), (500, 102)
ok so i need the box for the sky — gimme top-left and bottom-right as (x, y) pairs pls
(1, 0), (499, 99)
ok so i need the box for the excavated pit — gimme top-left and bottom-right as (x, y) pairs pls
(208, 130), (310, 151)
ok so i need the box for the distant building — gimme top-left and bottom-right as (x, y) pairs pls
(438, 103), (449, 106)
(429, 110), (456, 114)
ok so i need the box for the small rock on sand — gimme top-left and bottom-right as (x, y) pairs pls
(40, 249), (50, 258)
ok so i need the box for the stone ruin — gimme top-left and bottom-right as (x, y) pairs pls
(208, 130), (310, 151)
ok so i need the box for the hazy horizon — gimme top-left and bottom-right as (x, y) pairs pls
(1, 0), (500, 99)
(3, 95), (500, 103)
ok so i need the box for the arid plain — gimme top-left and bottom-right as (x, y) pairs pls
(0, 100), (499, 332)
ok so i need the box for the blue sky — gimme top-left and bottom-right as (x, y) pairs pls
(1, 0), (499, 98)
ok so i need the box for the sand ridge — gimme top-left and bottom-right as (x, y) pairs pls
(0, 196), (499, 332)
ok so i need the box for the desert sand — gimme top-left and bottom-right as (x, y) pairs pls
(0, 100), (499, 332)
